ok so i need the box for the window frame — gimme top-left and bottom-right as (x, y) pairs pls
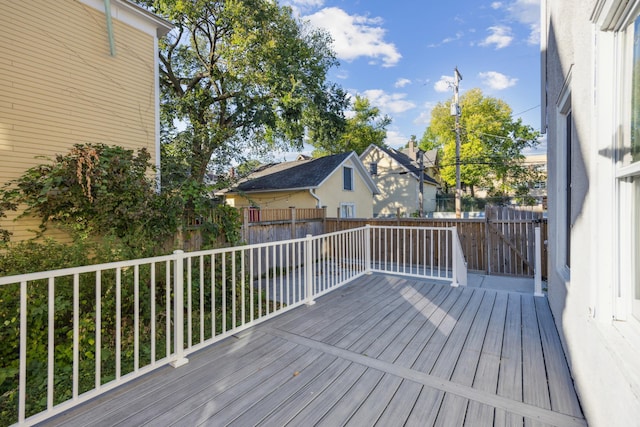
(555, 70), (572, 278)
(339, 202), (355, 218)
(343, 166), (354, 191)
(616, 13), (640, 321)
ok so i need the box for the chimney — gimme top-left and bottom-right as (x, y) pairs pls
(408, 139), (414, 154)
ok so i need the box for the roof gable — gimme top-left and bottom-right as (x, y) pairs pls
(361, 144), (439, 186)
(230, 152), (378, 194)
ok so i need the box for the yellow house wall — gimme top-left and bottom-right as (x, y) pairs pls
(314, 158), (374, 218)
(225, 190), (316, 209)
(362, 148), (437, 217)
(0, 0), (160, 241)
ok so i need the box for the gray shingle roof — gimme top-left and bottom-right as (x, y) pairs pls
(374, 145), (439, 185)
(234, 152), (352, 192)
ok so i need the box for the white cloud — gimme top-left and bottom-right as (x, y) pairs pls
(478, 71), (518, 90)
(413, 111), (431, 126)
(304, 7), (402, 67)
(362, 89), (416, 114)
(434, 76), (453, 93)
(428, 31), (464, 48)
(394, 78), (411, 88)
(335, 70), (349, 80)
(507, 0), (541, 45)
(480, 25), (513, 49)
(385, 129), (410, 149)
(491, 2), (503, 9)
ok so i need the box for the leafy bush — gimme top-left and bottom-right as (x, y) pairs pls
(0, 143), (250, 424)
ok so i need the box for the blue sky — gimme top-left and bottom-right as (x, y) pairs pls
(280, 0), (542, 155)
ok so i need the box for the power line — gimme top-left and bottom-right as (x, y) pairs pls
(513, 105), (540, 116)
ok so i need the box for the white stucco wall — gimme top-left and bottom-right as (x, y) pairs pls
(544, 0), (640, 425)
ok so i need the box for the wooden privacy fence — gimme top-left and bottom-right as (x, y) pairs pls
(241, 207), (326, 245)
(485, 206), (547, 277)
(326, 206), (547, 278)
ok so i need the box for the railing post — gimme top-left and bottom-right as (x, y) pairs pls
(534, 226), (544, 297)
(305, 234), (316, 305)
(365, 224), (372, 274)
(450, 227), (459, 287)
(171, 250), (189, 367)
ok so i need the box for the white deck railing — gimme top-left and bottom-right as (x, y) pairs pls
(0, 225), (466, 426)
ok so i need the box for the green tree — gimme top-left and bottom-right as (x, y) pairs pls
(420, 88), (539, 195)
(311, 95), (391, 156)
(1, 144), (180, 256)
(135, 0), (347, 189)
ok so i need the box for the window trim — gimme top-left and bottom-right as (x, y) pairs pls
(339, 202), (355, 218)
(555, 69), (572, 278)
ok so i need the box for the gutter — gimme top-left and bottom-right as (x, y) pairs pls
(309, 189), (321, 208)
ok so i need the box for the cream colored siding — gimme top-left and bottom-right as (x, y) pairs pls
(362, 147), (437, 217)
(0, 1), (161, 241)
(315, 159), (373, 218)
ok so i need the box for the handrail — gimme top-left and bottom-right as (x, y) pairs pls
(0, 224), (463, 426)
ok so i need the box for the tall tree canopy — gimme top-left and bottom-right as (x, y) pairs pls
(420, 88), (539, 195)
(311, 95), (391, 156)
(135, 0), (348, 186)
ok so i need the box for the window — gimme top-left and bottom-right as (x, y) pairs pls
(343, 166), (353, 191)
(340, 203), (355, 218)
(616, 13), (640, 320)
(556, 71), (572, 274)
(369, 162), (378, 176)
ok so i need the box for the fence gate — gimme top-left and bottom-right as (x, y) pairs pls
(485, 206), (547, 277)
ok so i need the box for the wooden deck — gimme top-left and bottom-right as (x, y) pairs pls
(39, 274), (585, 427)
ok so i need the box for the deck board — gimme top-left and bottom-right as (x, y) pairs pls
(37, 274), (586, 427)
(535, 297), (583, 417)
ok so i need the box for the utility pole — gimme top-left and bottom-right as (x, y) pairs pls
(453, 67), (463, 218)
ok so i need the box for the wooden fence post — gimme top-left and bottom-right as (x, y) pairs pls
(242, 208), (249, 244)
(290, 207), (296, 239)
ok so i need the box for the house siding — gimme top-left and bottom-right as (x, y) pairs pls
(315, 158), (374, 218)
(0, 0), (161, 241)
(361, 146), (437, 217)
(225, 190), (316, 209)
(544, 0), (640, 425)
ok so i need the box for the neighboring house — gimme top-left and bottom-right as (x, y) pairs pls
(472, 153), (548, 204)
(0, 0), (172, 241)
(542, 0), (640, 425)
(401, 143), (441, 188)
(219, 152), (379, 219)
(522, 153), (547, 202)
(360, 143), (439, 217)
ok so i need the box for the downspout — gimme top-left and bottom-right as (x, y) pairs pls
(104, 0), (116, 56)
(309, 189), (321, 208)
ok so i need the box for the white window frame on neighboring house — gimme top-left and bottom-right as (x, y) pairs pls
(340, 202), (355, 218)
